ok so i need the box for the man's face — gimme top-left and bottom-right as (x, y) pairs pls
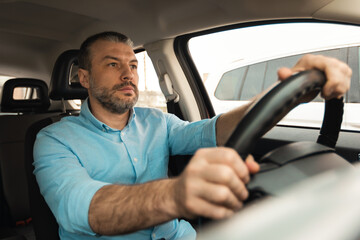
(84, 40), (139, 114)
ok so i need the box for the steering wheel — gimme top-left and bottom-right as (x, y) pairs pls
(224, 70), (353, 200)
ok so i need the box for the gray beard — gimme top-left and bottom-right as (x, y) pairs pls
(90, 80), (139, 114)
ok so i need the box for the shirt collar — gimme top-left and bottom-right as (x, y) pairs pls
(80, 98), (136, 132)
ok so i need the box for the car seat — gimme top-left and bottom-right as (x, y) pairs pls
(24, 49), (87, 240)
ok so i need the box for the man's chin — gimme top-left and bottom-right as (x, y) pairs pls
(120, 95), (138, 104)
(119, 97), (138, 109)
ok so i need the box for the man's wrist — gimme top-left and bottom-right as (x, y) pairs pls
(156, 178), (182, 219)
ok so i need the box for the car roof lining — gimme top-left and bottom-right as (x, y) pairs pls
(0, 0), (359, 81)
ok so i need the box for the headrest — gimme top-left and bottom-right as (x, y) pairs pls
(49, 49), (88, 100)
(1, 78), (50, 113)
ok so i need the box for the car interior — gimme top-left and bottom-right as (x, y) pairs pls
(1, 0), (360, 239)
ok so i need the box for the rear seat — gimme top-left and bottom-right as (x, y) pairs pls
(0, 78), (60, 239)
(25, 49), (88, 240)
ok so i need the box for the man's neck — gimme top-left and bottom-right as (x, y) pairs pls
(88, 99), (130, 130)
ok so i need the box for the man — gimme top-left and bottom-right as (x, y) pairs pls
(33, 31), (351, 240)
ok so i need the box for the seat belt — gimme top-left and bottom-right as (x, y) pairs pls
(159, 73), (189, 177)
(159, 73), (184, 119)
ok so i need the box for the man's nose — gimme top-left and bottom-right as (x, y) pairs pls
(120, 65), (134, 81)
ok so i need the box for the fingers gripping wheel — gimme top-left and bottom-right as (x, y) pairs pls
(225, 70), (326, 157)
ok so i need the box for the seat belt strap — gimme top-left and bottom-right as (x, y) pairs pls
(159, 73), (183, 118)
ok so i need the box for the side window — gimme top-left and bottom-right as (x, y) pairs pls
(189, 22), (360, 130)
(135, 51), (167, 112)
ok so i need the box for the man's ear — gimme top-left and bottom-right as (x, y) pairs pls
(78, 68), (90, 89)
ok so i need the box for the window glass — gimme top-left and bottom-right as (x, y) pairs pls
(135, 51), (167, 112)
(188, 22), (360, 130)
(13, 86), (40, 100)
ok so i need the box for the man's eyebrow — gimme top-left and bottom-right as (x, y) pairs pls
(102, 55), (138, 63)
(102, 55), (119, 61)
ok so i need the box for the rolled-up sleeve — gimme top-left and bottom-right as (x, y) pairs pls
(33, 129), (109, 235)
(166, 113), (221, 156)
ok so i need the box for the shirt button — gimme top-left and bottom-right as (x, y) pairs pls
(133, 158), (138, 162)
(121, 132), (124, 136)
(152, 233), (156, 239)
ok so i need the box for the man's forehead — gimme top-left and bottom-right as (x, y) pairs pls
(90, 40), (135, 60)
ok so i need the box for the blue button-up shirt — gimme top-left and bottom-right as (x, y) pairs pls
(33, 100), (219, 240)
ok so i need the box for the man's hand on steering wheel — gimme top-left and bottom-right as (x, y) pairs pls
(173, 148), (259, 220)
(278, 54), (352, 100)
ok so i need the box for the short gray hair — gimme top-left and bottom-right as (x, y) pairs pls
(78, 31), (134, 71)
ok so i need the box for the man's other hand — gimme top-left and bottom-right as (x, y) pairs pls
(173, 147), (259, 220)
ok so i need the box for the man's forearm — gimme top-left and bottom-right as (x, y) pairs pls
(215, 100), (254, 146)
(88, 178), (179, 235)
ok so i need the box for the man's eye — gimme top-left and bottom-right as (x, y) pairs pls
(130, 65), (138, 70)
(108, 63), (117, 67)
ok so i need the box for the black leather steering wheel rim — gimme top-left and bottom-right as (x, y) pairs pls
(224, 69), (329, 157)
